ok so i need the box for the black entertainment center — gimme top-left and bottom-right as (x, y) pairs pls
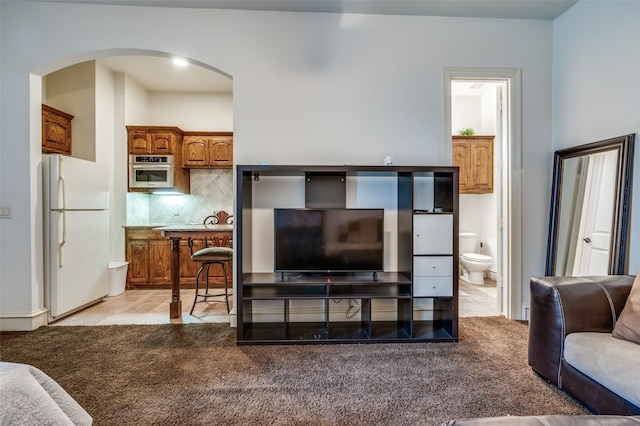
(236, 165), (459, 345)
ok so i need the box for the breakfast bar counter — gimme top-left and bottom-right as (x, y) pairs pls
(154, 224), (233, 319)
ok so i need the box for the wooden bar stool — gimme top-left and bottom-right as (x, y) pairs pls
(188, 238), (233, 314)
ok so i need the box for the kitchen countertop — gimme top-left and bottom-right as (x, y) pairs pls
(153, 224), (233, 232)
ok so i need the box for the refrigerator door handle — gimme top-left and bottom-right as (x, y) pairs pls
(58, 156), (67, 210)
(58, 210), (67, 268)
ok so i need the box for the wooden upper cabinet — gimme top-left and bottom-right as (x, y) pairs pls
(452, 135), (494, 194)
(183, 132), (233, 168)
(126, 126), (182, 155)
(42, 104), (74, 155)
(182, 135), (209, 167)
(209, 136), (233, 168)
(149, 132), (174, 154)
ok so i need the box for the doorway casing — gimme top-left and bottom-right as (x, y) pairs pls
(444, 67), (523, 320)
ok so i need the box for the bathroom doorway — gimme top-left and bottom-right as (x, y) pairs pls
(444, 68), (524, 320)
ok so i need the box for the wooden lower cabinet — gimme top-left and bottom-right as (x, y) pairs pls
(126, 228), (231, 289)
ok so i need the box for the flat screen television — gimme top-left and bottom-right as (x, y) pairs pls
(274, 208), (384, 273)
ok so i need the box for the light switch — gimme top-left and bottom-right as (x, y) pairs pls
(0, 206), (12, 218)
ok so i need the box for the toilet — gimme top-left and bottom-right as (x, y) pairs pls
(459, 232), (492, 285)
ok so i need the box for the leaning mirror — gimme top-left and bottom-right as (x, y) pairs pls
(546, 134), (635, 276)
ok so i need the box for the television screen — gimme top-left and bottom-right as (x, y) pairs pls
(274, 208), (384, 273)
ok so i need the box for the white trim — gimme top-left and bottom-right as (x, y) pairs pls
(522, 304), (530, 321)
(0, 309), (49, 331)
(444, 67), (523, 320)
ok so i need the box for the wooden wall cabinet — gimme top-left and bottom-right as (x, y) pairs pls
(452, 135), (494, 194)
(42, 104), (74, 155)
(126, 126), (190, 194)
(127, 126), (183, 155)
(125, 228), (232, 288)
(183, 132), (233, 168)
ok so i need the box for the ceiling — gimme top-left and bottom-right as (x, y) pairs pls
(99, 56), (234, 93)
(62, 0), (578, 94)
(34, 0), (579, 20)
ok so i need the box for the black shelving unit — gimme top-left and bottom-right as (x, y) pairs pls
(236, 165), (458, 345)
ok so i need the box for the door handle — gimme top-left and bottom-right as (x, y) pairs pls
(583, 237), (592, 244)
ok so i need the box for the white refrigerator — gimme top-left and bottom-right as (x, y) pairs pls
(43, 153), (110, 322)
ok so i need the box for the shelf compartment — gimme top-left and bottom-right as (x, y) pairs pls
(328, 322), (370, 340)
(244, 285), (327, 299)
(370, 321), (411, 340)
(243, 272), (410, 285)
(412, 320), (456, 340)
(240, 322), (329, 342)
(329, 283), (411, 298)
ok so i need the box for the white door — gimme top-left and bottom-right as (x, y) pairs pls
(577, 150), (618, 275)
(48, 210), (109, 319)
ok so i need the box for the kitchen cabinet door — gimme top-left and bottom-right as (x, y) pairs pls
(42, 104), (73, 155)
(452, 135), (494, 194)
(127, 126), (181, 155)
(208, 136), (233, 168)
(180, 238), (205, 285)
(182, 132), (233, 168)
(149, 240), (172, 284)
(126, 240), (150, 285)
(182, 136), (209, 167)
(149, 132), (174, 154)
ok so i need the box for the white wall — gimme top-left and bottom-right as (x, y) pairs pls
(553, 0), (640, 274)
(43, 61), (97, 161)
(147, 92), (233, 131)
(1, 0), (555, 328)
(452, 97), (481, 135)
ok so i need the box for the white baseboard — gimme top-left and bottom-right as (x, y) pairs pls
(522, 304), (530, 321)
(0, 309), (49, 331)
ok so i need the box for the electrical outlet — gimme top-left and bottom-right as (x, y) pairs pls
(0, 206), (12, 219)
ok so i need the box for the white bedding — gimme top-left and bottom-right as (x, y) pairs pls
(0, 362), (92, 425)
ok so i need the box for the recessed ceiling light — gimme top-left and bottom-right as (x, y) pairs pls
(172, 58), (188, 67)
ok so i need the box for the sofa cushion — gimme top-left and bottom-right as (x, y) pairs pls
(441, 415), (640, 425)
(613, 271), (640, 344)
(564, 332), (640, 408)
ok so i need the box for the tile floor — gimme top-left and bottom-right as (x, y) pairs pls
(51, 289), (232, 326)
(51, 278), (498, 326)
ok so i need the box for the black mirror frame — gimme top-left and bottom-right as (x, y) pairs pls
(545, 134), (635, 276)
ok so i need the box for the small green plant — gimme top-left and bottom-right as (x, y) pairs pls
(458, 128), (475, 135)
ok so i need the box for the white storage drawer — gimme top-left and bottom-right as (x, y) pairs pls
(413, 256), (453, 297)
(413, 256), (453, 276)
(413, 276), (453, 297)
(413, 214), (453, 254)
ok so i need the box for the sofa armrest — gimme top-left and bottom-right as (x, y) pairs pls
(527, 275), (633, 386)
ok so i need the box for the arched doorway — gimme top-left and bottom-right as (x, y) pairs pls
(35, 49), (234, 325)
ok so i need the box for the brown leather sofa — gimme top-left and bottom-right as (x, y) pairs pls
(528, 275), (640, 415)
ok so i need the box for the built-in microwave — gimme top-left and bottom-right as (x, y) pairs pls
(129, 155), (174, 189)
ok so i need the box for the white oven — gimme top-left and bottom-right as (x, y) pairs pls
(129, 155), (174, 189)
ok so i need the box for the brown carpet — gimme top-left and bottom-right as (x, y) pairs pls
(0, 317), (587, 425)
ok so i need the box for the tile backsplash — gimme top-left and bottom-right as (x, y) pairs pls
(127, 169), (233, 225)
